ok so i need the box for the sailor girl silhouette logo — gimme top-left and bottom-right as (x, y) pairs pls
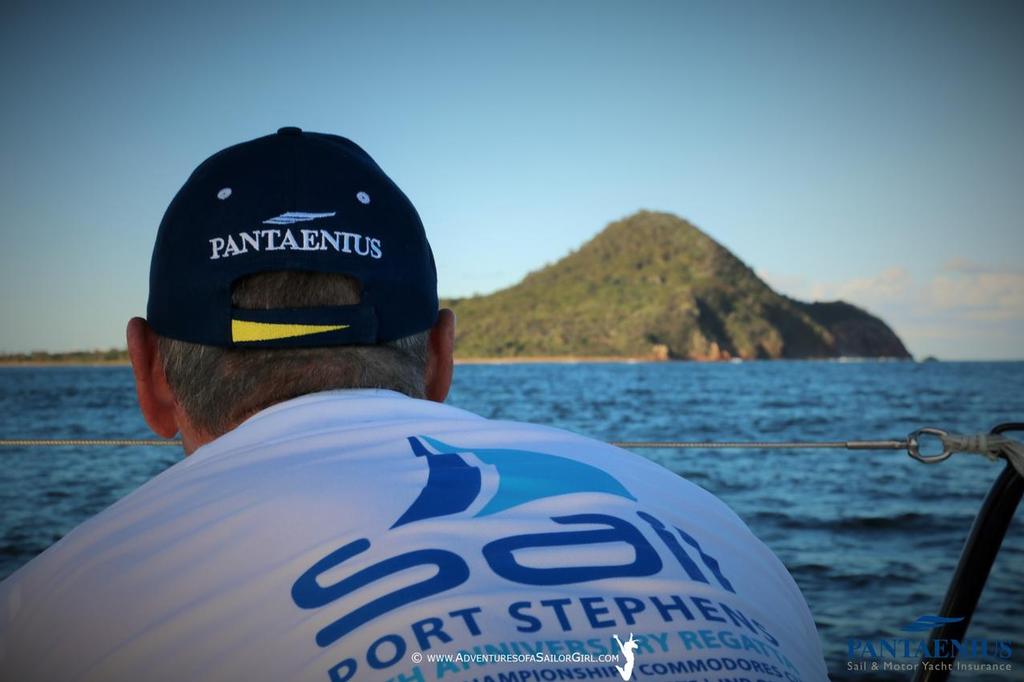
(393, 435), (636, 528)
(613, 633), (640, 680)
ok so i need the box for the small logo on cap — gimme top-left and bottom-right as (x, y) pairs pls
(262, 211), (337, 225)
(231, 319), (349, 343)
(356, 191), (371, 205)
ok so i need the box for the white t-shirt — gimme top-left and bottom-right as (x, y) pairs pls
(0, 390), (827, 682)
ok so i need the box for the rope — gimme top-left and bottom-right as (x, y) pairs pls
(610, 440), (906, 449)
(941, 433), (1024, 477)
(0, 439), (183, 447)
(0, 438), (906, 449)
(1, 432), (1020, 475)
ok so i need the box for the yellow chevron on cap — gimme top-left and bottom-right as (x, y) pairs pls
(231, 319), (349, 343)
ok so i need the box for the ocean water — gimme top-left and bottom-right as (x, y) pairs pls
(0, 361), (1021, 680)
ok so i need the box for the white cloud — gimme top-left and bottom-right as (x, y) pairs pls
(806, 267), (915, 307)
(928, 268), (1024, 320)
(758, 260), (1024, 359)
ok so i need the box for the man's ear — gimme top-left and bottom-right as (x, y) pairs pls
(126, 317), (179, 438)
(424, 308), (455, 403)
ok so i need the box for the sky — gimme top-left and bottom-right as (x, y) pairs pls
(1, 1), (1021, 360)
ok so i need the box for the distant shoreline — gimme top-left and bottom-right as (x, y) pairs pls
(0, 359), (131, 367)
(0, 356), (660, 367)
(0, 356), (950, 366)
(0, 355), (1017, 367)
(453, 355), (664, 365)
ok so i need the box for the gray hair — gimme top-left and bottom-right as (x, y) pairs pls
(157, 271), (429, 437)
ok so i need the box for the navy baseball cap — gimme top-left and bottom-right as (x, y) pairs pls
(147, 127), (438, 348)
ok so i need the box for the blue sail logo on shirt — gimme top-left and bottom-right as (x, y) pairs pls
(291, 433), (748, 679)
(392, 435), (637, 528)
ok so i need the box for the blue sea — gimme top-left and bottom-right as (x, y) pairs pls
(1, 361), (1022, 680)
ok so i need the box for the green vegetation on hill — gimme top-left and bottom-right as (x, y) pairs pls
(443, 211), (910, 360)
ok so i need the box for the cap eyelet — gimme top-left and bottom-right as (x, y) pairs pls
(356, 191), (370, 205)
(217, 188), (232, 200)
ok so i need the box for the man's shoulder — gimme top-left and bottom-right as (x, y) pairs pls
(198, 390), (724, 512)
